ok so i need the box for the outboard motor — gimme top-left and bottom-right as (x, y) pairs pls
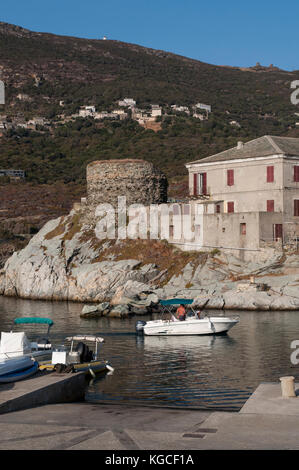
(75, 342), (93, 363)
(135, 320), (146, 334)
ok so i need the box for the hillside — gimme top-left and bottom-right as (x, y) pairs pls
(0, 21), (298, 186)
(0, 22), (297, 112)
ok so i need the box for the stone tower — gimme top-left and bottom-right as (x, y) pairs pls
(86, 159), (168, 211)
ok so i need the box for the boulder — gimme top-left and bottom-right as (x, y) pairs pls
(109, 304), (131, 318)
(81, 304), (99, 315)
(80, 301), (111, 318)
(129, 306), (149, 315)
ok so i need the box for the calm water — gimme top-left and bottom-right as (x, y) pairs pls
(1, 295), (299, 411)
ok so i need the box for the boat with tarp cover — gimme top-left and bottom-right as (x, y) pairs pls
(0, 317), (54, 382)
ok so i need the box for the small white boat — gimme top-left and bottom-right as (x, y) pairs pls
(39, 335), (114, 377)
(136, 298), (239, 336)
(140, 316), (239, 336)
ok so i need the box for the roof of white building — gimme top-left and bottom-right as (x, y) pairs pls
(187, 135), (299, 166)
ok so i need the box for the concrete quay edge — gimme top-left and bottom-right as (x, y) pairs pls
(0, 371), (88, 414)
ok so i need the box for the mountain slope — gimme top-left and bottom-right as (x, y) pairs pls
(0, 21), (297, 113)
(0, 21), (298, 185)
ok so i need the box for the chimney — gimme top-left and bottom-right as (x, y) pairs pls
(237, 141), (244, 149)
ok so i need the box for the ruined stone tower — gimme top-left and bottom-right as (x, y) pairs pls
(86, 159), (168, 210)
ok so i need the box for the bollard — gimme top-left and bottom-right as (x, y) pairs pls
(279, 376), (296, 398)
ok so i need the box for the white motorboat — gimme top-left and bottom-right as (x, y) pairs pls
(136, 298), (239, 336)
(139, 316), (239, 336)
(39, 335), (114, 377)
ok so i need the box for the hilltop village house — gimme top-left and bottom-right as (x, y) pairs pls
(0, 169), (25, 180)
(170, 136), (299, 260)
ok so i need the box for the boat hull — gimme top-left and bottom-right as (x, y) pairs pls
(0, 356), (34, 376)
(0, 361), (39, 383)
(39, 360), (109, 375)
(143, 317), (239, 336)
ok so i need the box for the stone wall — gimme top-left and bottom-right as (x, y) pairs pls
(86, 159), (168, 212)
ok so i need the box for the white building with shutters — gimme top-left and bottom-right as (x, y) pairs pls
(169, 136), (299, 259)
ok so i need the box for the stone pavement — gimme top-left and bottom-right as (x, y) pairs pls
(1, 382), (299, 450)
(0, 403), (211, 450)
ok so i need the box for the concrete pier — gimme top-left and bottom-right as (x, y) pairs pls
(240, 381), (299, 415)
(1, 380), (299, 449)
(0, 371), (88, 415)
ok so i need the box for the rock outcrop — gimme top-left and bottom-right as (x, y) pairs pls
(1, 209), (299, 315)
(0, 212), (160, 303)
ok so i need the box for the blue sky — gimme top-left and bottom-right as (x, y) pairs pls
(1, 0), (298, 70)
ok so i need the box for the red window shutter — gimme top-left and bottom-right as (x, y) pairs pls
(216, 204), (221, 213)
(294, 166), (299, 182)
(267, 200), (274, 212)
(227, 169), (234, 186)
(240, 223), (246, 235)
(294, 200), (299, 216)
(202, 172), (207, 195)
(193, 173), (198, 196)
(227, 202), (234, 213)
(267, 166), (274, 183)
(274, 224), (283, 240)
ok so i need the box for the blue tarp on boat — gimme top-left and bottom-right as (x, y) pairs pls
(159, 299), (194, 306)
(14, 317), (53, 326)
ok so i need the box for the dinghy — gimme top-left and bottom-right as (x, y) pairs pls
(0, 360), (39, 383)
(0, 356), (34, 376)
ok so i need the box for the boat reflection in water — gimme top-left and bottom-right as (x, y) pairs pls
(138, 332), (236, 352)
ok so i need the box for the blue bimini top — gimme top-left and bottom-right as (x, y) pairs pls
(159, 299), (194, 306)
(14, 317), (54, 326)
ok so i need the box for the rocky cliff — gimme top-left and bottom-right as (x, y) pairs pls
(0, 209), (299, 315)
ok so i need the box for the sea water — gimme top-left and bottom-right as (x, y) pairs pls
(0, 295), (299, 411)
